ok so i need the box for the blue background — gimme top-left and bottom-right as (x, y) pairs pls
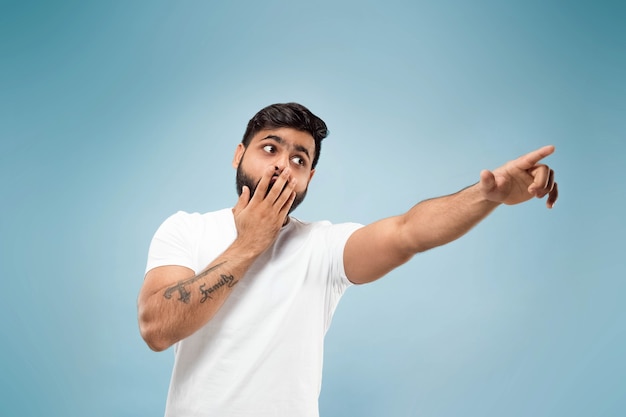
(1, 1), (624, 416)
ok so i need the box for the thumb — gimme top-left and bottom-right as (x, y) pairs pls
(479, 169), (496, 192)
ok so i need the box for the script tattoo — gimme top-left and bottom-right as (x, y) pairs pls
(163, 261), (227, 304)
(199, 274), (238, 303)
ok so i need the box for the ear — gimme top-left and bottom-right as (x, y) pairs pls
(232, 143), (245, 169)
(308, 168), (316, 182)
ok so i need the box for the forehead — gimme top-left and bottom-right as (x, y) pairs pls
(250, 127), (315, 154)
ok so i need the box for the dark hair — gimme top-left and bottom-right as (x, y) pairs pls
(241, 102), (328, 169)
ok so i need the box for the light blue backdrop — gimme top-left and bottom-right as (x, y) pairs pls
(1, 1), (624, 416)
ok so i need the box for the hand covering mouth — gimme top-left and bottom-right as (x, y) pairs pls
(267, 175), (289, 195)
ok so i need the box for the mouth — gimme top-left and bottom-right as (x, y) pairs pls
(267, 175), (290, 195)
(264, 176), (277, 195)
(269, 174), (283, 187)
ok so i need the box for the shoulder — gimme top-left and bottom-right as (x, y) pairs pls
(164, 208), (231, 224)
(289, 217), (363, 242)
(155, 208), (233, 235)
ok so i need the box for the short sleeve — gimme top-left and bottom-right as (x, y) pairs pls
(325, 222), (364, 287)
(145, 211), (197, 274)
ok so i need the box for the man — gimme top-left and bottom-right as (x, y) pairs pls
(138, 102), (558, 416)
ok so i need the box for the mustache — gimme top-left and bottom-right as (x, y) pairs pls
(235, 165), (307, 214)
(237, 168), (287, 197)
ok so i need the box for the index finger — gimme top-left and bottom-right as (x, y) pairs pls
(250, 166), (276, 201)
(518, 145), (555, 169)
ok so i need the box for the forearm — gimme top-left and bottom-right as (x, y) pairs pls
(138, 167), (302, 351)
(345, 147), (558, 285)
(345, 183), (500, 284)
(138, 240), (259, 351)
(400, 183), (500, 253)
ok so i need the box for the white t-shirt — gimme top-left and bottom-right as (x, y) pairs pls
(145, 208), (363, 417)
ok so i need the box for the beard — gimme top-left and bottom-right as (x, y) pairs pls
(236, 164), (308, 214)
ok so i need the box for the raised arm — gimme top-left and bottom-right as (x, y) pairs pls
(137, 167), (297, 351)
(344, 145), (558, 284)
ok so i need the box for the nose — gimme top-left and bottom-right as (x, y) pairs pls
(274, 152), (290, 172)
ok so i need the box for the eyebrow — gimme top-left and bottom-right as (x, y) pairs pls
(262, 135), (311, 160)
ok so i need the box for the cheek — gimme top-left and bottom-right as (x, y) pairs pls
(294, 172), (312, 191)
(239, 158), (266, 178)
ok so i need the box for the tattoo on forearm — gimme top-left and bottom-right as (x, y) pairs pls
(163, 261), (228, 304)
(199, 274), (238, 303)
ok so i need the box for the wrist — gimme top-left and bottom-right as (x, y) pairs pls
(464, 182), (501, 209)
(230, 236), (267, 261)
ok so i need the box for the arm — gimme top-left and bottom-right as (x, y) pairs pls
(345, 145), (559, 284)
(137, 166), (298, 351)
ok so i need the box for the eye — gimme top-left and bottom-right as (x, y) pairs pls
(263, 145), (276, 153)
(291, 156), (306, 166)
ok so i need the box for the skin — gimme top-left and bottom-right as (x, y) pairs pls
(234, 128), (316, 214)
(137, 128), (558, 351)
